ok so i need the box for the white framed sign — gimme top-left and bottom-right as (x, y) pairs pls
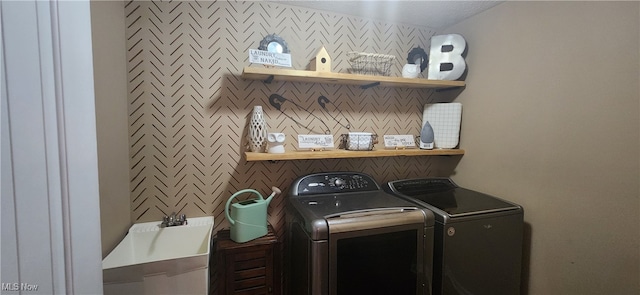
(383, 135), (417, 149)
(249, 49), (292, 67)
(298, 134), (334, 150)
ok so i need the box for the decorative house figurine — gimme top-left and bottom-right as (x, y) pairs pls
(309, 46), (331, 72)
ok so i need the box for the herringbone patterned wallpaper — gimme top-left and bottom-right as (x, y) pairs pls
(125, 0), (444, 234)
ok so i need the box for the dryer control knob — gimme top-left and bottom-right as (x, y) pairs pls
(333, 178), (345, 188)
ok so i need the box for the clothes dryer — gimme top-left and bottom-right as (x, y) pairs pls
(386, 178), (524, 295)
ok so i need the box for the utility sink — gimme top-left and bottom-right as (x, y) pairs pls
(102, 216), (214, 295)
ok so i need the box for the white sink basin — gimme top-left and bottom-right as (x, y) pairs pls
(102, 216), (214, 294)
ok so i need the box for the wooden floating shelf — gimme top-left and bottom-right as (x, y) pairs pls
(245, 149), (465, 161)
(242, 67), (465, 89)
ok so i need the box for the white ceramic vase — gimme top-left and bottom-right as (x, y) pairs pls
(249, 106), (267, 152)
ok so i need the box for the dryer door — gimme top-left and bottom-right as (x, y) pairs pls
(327, 209), (432, 295)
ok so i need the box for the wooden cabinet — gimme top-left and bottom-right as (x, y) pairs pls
(211, 226), (281, 295)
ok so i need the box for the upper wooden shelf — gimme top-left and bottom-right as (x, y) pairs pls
(241, 67), (465, 89)
(245, 148), (464, 161)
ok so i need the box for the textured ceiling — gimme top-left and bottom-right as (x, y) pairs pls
(270, 1), (503, 29)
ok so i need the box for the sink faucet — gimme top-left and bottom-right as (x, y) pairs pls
(161, 212), (187, 227)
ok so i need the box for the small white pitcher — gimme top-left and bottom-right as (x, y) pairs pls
(402, 63), (421, 78)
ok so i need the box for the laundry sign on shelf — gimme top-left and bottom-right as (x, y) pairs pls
(383, 135), (417, 149)
(298, 134), (334, 150)
(249, 49), (292, 67)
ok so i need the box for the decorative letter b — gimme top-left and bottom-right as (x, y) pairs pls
(428, 34), (466, 80)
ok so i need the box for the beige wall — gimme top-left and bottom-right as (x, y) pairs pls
(443, 2), (639, 294)
(91, 0), (131, 257)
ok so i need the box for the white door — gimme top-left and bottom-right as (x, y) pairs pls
(1, 1), (103, 293)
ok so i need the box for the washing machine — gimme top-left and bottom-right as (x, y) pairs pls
(385, 178), (524, 295)
(287, 172), (435, 295)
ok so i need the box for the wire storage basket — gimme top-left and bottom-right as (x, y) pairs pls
(346, 51), (396, 76)
(340, 133), (378, 151)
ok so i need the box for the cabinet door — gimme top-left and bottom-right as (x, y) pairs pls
(226, 247), (272, 294)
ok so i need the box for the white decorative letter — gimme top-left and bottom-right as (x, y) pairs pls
(428, 34), (467, 80)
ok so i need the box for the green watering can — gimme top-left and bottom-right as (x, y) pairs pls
(225, 187), (281, 243)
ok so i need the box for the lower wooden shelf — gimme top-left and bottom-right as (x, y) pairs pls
(245, 148), (464, 161)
